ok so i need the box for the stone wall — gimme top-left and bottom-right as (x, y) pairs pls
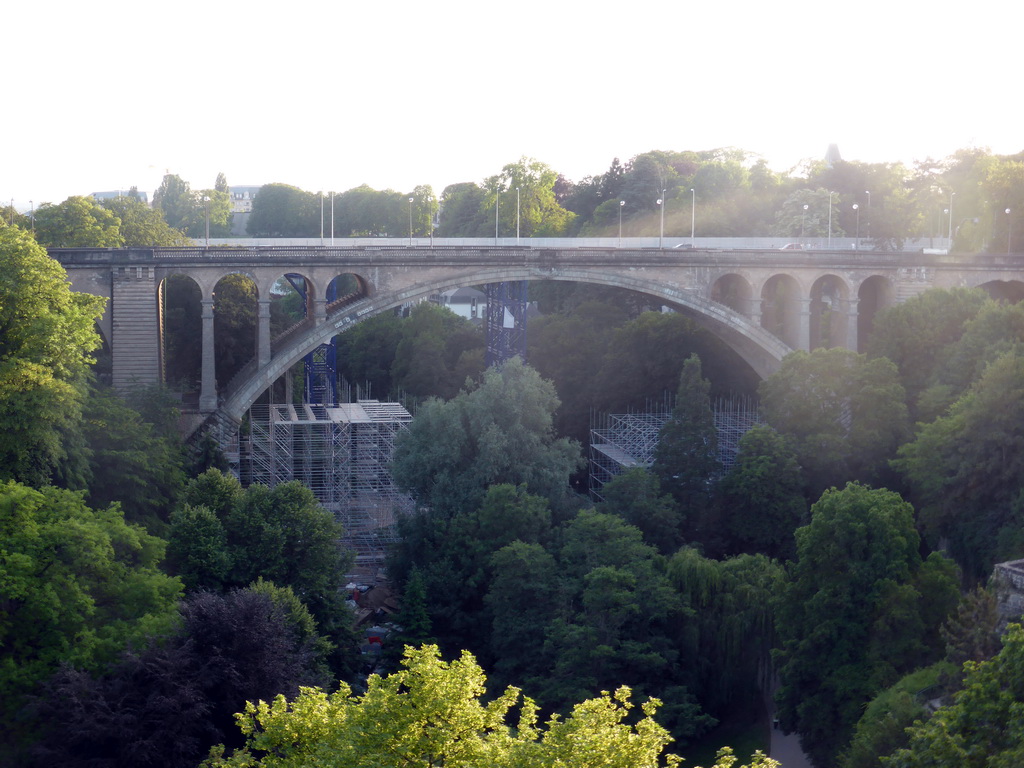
(993, 559), (1024, 629)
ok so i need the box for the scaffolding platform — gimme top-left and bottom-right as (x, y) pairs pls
(240, 399), (415, 556)
(589, 396), (761, 500)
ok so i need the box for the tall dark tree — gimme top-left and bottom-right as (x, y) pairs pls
(717, 425), (807, 560)
(652, 354), (720, 540)
(31, 588), (330, 768)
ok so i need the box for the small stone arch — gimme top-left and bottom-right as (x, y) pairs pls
(711, 273), (754, 317)
(760, 274), (802, 349)
(160, 273), (203, 392)
(856, 275), (896, 352)
(978, 279), (1024, 303)
(809, 273), (850, 350)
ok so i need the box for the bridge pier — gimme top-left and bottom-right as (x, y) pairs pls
(258, 299), (272, 368)
(797, 297), (812, 352)
(843, 299), (859, 352)
(200, 299), (218, 412)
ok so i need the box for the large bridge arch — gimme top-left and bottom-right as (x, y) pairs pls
(219, 266), (794, 424)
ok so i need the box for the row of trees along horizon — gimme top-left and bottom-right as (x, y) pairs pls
(7, 145), (1024, 253)
(4, 201), (1024, 767)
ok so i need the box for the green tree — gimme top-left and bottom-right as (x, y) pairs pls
(894, 350), (1024, 577)
(485, 157), (577, 236)
(33, 195), (124, 247)
(78, 382), (186, 534)
(773, 483), (960, 768)
(153, 173), (198, 232)
(885, 623), (1024, 768)
(839, 663), (952, 768)
(600, 468), (683, 554)
(716, 425), (806, 560)
(388, 483), (553, 657)
(391, 302), (485, 399)
(169, 470), (352, 665)
(865, 287), (988, 420)
(0, 226), (105, 486)
(247, 183), (318, 237)
(437, 182), (490, 236)
(0, 481), (181, 751)
(667, 548), (784, 717)
(202, 644), (685, 768)
(98, 195), (192, 245)
(653, 354), (720, 539)
(391, 357), (583, 517)
(759, 348), (909, 498)
(192, 188), (233, 238)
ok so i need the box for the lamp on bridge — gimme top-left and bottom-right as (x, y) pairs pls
(948, 191), (956, 250)
(516, 186), (521, 245)
(1007, 208), (1013, 255)
(852, 204), (859, 250)
(657, 189), (665, 248)
(203, 195), (210, 246)
(865, 190), (871, 239)
(828, 191), (834, 249)
(801, 203), (808, 239)
(408, 197), (414, 247)
(619, 200), (625, 247)
(690, 188), (696, 246)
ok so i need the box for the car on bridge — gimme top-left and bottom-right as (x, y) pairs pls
(779, 243), (804, 250)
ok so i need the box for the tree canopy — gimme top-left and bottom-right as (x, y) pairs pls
(202, 643), (687, 768)
(391, 357), (583, 517)
(0, 226), (105, 486)
(773, 483), (960, 768)
(0, 481), (182, 742)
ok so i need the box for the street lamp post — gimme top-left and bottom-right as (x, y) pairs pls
(948, 192), (956, 249)
(516, 186), (521, 245)
(658, 189), (665, 248)
(203, 195), (210, 246)
(1007, 208), (1013, 254)
(430, 193), (434, 248)
(495, 189), (500, 245)
(320, 192), (324, 245)
(801, 203), (808, 239)
(330, 191), (335, 246)
(865, 190), (871, 241)
(852, 204), (860, 250)
(690, 188), (696, 246)
(618, 200), (625, 247)
(408, 197), (414, 247)
(828, 191), (834, 249)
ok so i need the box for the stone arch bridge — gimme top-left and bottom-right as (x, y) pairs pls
(51, 245), (1024, 434)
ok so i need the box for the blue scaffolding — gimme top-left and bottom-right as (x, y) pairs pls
(484, 281), (529, 367)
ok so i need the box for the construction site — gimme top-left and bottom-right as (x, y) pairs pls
(589, 396), (762, 500)
(238, 398), (415, 568)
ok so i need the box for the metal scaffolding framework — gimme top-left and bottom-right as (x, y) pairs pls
(240, 399), (415, 565)
(589, 396), (762, 500)
(485, 281), (528, 366)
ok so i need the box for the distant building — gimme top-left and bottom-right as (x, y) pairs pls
(229, 185), (263, 213)
(432, 287), (486, 321)
(825, 144), (843, 168)
(92, 190), (149, 204)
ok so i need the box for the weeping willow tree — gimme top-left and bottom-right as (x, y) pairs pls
(667, 547), (784, 717)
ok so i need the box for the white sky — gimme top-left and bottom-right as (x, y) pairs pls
(4, 0), (1022, 210)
